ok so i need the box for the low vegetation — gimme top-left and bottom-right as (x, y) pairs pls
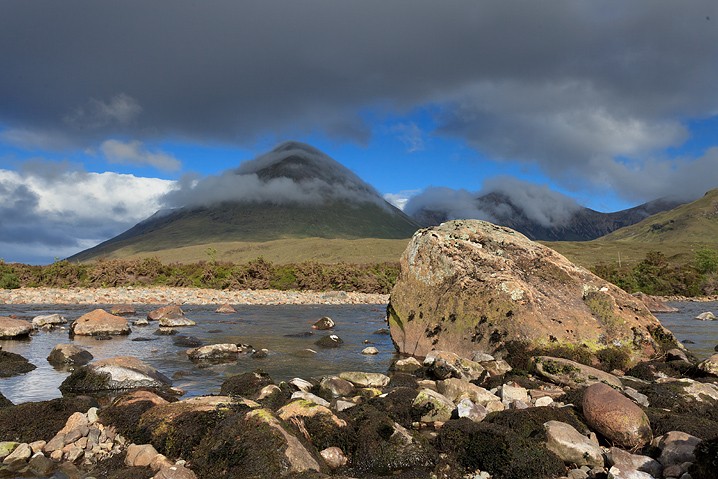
(2, 246), (717, 297)
(0, 257), (400, 294)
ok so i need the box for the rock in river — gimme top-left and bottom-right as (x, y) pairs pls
(387, 220), (679, 362)
(0, 350), (36, 377)
(0, 317), (32, 339)
(147, 305), (184, 321)
(70, 309), (130, 336)
(60, 356), (172, 393)
(47, 344), (93, 366)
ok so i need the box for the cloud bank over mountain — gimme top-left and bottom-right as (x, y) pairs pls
(2, 1), (717, 202)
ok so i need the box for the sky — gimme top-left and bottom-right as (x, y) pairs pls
(1, 1), (718, 264)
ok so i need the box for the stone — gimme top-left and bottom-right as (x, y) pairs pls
(290, 391), (330, 407)
(582, 383), (652, 449)
(245, 409), (322, 474)
(314, 334), (343, 348)
(436, 377), (499, 406)
(173, 335), (203, 347)
(339, 371), (390, 388)
(47, 344), (93, 366)
(696, 353), (718, 376)
(0, 442), (19, 461)
(134, 318), (150, 326)
(480, 359), (513, 378)
(608, 466), (654, 479)
(0, 350), (36, 377)
(320, 376), (355, 397)
(60, 356), (172, 393)
(500, 383), (529, 406)
(125, 443), (159, 467)
(27, 453), (55, 477)
(456, 398), (488, 422)
(533, 356), (623, 388)
(320, 446), (348, 469)
(695, 311), (716, 321)
(148, 305), (184, 321)
(666, 348), (690, 363)
(149, 453), (174, 472)
(568, 469), (589, 479)
(423, 350), (485, 380)
(278, 400), (346, 428)
(387, 220), (677, 361)
(412, 388), (455, 422)
(32, 313), (67, 329)
(70, 309), (130, 336)
(153, 464), (198, 479)
(215, 303), (236, 314)
(159, 316), (196, 327)
(632, 292), (679, 313)
(656, 431), (701, 467)
(252, 348), (269, 358)
(258, 384), (282, 400)
(624, 387), (650, 407)
(606, 447), (663, 479)
(544, 420), (604, 467)
(0, 316), (32, 339)
(186, 343), (238, 361)
(3, 442), (31, 466)
(393, 356), (422, 373)
(362, 346), (379, 355)
(289, 377), (314, 391)
(335, 400), (356, 412)
(110, 304), (136, 315)
(534, 396), (554, 407)
(220, 370), (273, 398)
(28, 441), (46, 454)
(312, 316), (335, 330)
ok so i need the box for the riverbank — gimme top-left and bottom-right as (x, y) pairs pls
(657, 294), (718, 303)
(0, 287), (389, 305)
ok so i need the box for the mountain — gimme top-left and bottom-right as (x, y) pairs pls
(411, 191), (683, 241)
(69, 142), (421, 262)
(599, 188), (718, 243)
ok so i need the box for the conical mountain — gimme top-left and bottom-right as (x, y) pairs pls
(69, 142), (421, 262)
(600, 188), (718, 243)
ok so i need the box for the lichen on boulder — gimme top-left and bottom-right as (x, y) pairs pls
(387, 220), (679, 364)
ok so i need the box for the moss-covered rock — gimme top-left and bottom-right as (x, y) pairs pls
(0, 392), (12, 408)
(436, 418), (565, 479)
(220, 370), (274, 399)
(0, 396), (96, 443)
(98, 390), (171, 442)
(689, 437), (718, 479)
(0, 350), (36, 377)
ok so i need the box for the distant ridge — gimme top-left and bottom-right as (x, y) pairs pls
(411, 191), (683, 241)
(69, 142), (421, 262)
(600, 188), (718, 243)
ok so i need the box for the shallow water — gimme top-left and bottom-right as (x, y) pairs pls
(2, 301), (717, 405)
(654, 301), (718, 359)
(0, 304), (395, 404)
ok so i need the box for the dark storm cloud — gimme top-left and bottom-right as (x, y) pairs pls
(1, 1), (718, 200)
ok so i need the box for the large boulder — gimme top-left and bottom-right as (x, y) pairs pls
(147, 305), (184, 321)
(59, 356), (172, 393)
(70, 309), (130, 336)
(582, 383), (652, 449)
(31, 314), (67, 329)
(0, 317), (32, 339)
(387, 220), (678, 362)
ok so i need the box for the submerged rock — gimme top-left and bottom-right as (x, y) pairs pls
(215, 303), (236, 314)
(70, 309), (130, 336)
(312, 316), (335, 330)
(314, 334), (343, 348)
(387, 220), (679, 362)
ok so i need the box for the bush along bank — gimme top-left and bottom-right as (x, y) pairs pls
(0, 258), (400, 294)
(2, 347), (718, 479)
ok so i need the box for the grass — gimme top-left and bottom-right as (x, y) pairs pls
(78, 237), (411, 265)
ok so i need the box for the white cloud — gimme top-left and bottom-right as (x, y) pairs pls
(383, 190), (420, 210)
(391, 122), (425, 153)
(100, 139), (181, 171)
(0, 167), (175, 264)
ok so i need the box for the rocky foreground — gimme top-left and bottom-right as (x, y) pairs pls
(0, 287), (389, 306)
(2, 343), (718, 479)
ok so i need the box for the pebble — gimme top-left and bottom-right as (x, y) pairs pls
(0, 287), (389, 305)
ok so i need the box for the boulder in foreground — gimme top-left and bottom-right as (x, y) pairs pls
(70, 309), (130, 336)
(582, 383), (652, 449)
(60, 356), (172, 393)
(387, 220), (680, 363)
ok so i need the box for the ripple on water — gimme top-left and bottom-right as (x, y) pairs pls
(0, 303), (396, 404)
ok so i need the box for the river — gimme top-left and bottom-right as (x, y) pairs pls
(1, 301), (716, 405)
